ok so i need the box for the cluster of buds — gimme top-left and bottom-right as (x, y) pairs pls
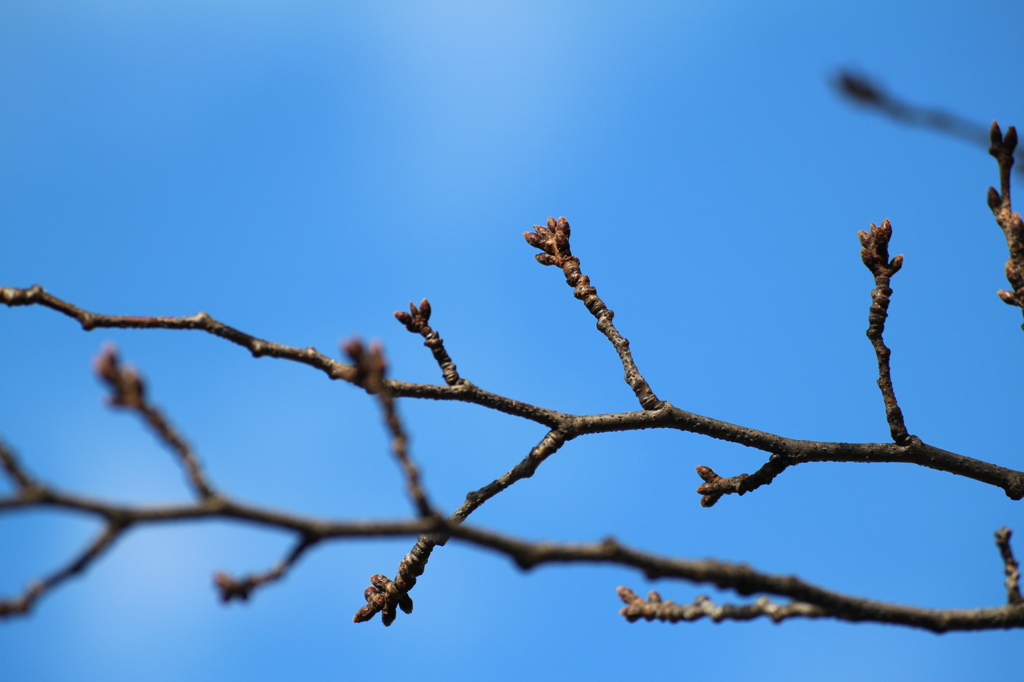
(93, 344), (145, 409)
(213, 571), (255, 602)
(858, 219), (903, 278)
(523, 216), (573, 267)
(393, 298), (432, 333)
(352, 574), (413, 626)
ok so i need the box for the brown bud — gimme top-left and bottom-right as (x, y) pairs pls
(1005, 126), (1018, 154)
(988, 187), (1002, 211)
(419, 298), (431, 322)
(700, 494), (720, 508)
(998, 290), (1020, 306)
(877, 219), (892, 242)
(991, 120), (1003, 146)
(523, 231), (544, 248)
(398, 593), (414, 614)
(889, 254), (904, 272)
(695, 465), (719, 482)
(557, 216), (570, 236)
(858, 230), (871, 248)
(546, 216), (557, 229)
(394, 311), (412, 326)
(535, 253), (558, 266)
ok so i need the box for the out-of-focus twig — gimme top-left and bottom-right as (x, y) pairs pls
(94, 345), (216, 499)
(215, 537), (316, 603)
(835, 71), (1024, 174)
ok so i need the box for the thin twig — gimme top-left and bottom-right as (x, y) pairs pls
(353, 429), (570, 625)
(343, 338), (435, 518)
(214, 536), (317, 602)
(617, 587), (828, 624)
(0, 285), (357, 381)
(394, 298), (462, 385)
(986, 122), (1024, 329)
(0, 439), (35, 490)
(995, 527), (1023, 606)
(859, 219), (911, 444)
(524, 217), (662, 410)
(94, 345), (216, 499)
(0, 522), (122, 617)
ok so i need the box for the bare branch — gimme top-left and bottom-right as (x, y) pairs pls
(859, 219), (911, 444)
(448, 525), (1024, 633)
(394, 298), (462, 386)
(524, 217), (662, 410)
(0, 285), (357, 381)
(3, 285), (1022, 504)
(93, 344), (216, 499)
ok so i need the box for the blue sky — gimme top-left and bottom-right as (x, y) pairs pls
(3, 1), (1023, 680)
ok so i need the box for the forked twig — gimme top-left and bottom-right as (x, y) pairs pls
(987, 122), (1024, 329)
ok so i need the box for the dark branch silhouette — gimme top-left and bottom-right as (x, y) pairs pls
(4, 122), (1024, 631)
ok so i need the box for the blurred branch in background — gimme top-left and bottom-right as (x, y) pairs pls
(834, 71), (1024, 175)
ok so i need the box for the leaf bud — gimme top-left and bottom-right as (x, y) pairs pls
(1005, 126), (1018, 154)
(991, 120), (1003, 146)
(988, 187), (1002, 211)
(997, 290), (1020, 306)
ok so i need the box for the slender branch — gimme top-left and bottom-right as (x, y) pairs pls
(343, 338), (436, 518)
(986, 122), (1024, 329)
(214, 536), (316, 603)
(859, 219), (911, 444)
(995, 527), (1023, 606)
(524, 217), (662, 410)
(394, 298), (462, 386)
(617, 587), (828, 624)
(0, 522), (122, 617)
(3, 286), (1022, 501)
(353, 429), (570, 625)
(93, 345), (216, 499)
(0, 285), (357, 381)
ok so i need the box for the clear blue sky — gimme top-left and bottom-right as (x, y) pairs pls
(3, 1), (1023, 680)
